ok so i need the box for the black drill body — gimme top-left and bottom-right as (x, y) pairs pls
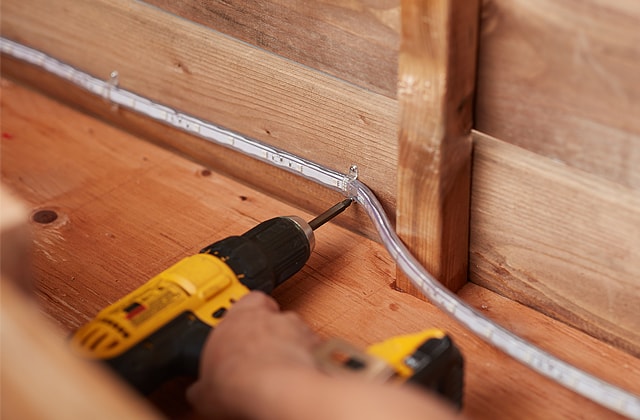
(73, 200), (353, 394)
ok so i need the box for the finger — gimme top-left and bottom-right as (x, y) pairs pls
(185, 382), (200, 407)
(233, 291), (279, 313)
(186, 382), (229, 420)
(270, 311), (322, 348)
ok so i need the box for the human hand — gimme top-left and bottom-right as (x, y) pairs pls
(186, 291), (321, 419)
(187, 291), (461, 420)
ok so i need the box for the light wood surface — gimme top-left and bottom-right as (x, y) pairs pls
(475, 0), (640, 190)
(0, 53), (381, 241)
(0, 0), (399, 224)
(470, 131), (640, 357)
(3, 79), (639, 419)
(145, 0), (400, 98)
(0, 180), (160, 419)
(8, 0), (640, 194)
(395, 0), (478, 293)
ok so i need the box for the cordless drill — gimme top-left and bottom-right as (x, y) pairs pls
(70, 199), (463, 407)
(70, 199), (353, 393)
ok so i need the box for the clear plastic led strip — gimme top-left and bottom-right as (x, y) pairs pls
(3, 37), (638, 419)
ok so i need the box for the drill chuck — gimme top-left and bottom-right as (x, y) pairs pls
(200, 216), (314, 293)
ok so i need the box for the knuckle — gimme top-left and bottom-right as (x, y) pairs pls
(239, 291), (278, 311)
(280, 310), (301, 323)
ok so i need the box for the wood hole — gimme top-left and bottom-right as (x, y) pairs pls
(32, 209), (58, 224)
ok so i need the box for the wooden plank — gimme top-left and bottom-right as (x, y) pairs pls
(455, 283), (640, 419)
(475, 0), (640, 190)
(395, 0), (478, 293)
(2, 79), (639, 419)
(145, 0), (400, 98)
(0, 181), (160, 419)
(470, 131), (640, 356)
(0, 54), (381, 241)
(0, 0), (398, 220)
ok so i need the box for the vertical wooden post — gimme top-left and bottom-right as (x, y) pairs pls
(396, 0), (479, 294)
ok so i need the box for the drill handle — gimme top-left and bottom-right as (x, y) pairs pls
(106, 312), (211, 394)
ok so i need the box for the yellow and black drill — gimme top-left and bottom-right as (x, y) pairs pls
(70, 199), (463, 407)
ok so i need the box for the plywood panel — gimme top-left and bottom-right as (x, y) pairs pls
(145, 0), (400, 98)
(470, 131), (640, 356)
(3, 77), (639, 420)
(475, 0), (640, 190)
(1, 0), (398, 219)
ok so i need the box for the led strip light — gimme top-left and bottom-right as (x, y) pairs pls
(3, 37), (638, 418)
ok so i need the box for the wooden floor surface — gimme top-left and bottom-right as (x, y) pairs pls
(2, 79), (639, 419)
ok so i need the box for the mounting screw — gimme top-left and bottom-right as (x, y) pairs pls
(348, 165), (358, 181)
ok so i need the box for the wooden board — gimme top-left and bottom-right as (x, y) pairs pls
(3, 79), (640, 419)
(470, 131), (640, 356)
(1, 175), (159, 419)
(145, 0), (400, 98)
(395, 0), (478, 293)
(0, 0), (398, 222)
(0, 54), (381, 241)
(475, 0), (640, 190)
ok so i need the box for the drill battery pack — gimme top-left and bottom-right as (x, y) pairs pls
(314, 329), (464, 409)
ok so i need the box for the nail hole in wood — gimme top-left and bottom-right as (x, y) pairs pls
(32, 209), (58, 224)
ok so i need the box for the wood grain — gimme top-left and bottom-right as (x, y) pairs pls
(5, 30), (639, 365)
(4, 78), (639, 419)
(475, 0), (640, 190)
(395, 0), (478, 293)
(0, 54), (381, 241)
(145, 0), (400, 98)
(1, 0), (398, 219)
(0, 182), (159, 419)
(470, 131), (640, 356)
